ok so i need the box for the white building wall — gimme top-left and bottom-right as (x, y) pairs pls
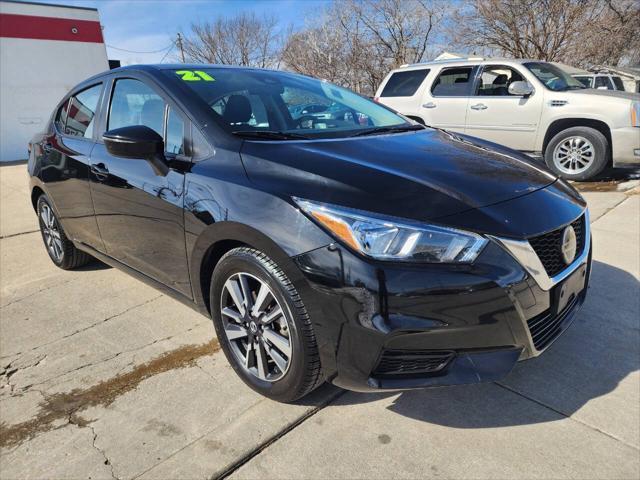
(0, 1), (109, 162)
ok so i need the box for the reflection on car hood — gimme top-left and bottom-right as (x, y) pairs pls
(239, 128), (557, 223)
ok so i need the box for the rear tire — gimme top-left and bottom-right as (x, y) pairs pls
(544, 126), (609, 181)
(210, 247), (322, 402)
(37, 194), (92, 270)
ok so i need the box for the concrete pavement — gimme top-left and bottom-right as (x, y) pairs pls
(1, 163), (638, 479)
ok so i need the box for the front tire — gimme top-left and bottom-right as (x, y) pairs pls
(544, 126), (609, 181)
(210, 247), (323, 402)
(37, 194), (91, 270)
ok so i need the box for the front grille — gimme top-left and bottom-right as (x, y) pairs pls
(373, 350), (455, 377)
(528, 215), (584, 277)
(527, 295), (580, 350)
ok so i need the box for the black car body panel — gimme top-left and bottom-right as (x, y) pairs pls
(28, 64), (592, 393)
(240, 128), (557, 224)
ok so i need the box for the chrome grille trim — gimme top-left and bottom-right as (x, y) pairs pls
(488, 208), (590, 291)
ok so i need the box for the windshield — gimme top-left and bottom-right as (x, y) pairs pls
(524, 62), (586, 91)
(166, 68), (410, 139)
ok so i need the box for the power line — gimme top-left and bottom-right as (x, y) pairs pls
(159, 44), (175, 63)
(106, 43), (174, 54)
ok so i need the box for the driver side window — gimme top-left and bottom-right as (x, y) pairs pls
(476, 66), (525, 96)
(109, 79), (165, 136)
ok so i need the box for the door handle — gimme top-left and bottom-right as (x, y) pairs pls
(422, 102), (437, 109)
(470, 103), (488, 110)
(90, 162), (109, 179)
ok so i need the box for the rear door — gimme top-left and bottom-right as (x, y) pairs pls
(419, 66), (476, 132)
(89, 75), (192, 296)
(465, 64), (544, 151)
(37, 83), (105, 251)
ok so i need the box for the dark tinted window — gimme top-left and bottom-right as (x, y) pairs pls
(612, 76), (625, 91)
(381, 69), (429, 97)
(594, 76), (612, 89)
(165, 107), (185, 155)
(109, 79), (165, 136)
(574, 76), (592, 88)
(432, 68), (474, 97)
(54, 99), (70, 132)
(65, 84), (102, 138)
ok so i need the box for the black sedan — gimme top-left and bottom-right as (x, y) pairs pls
(28, 65), (591, 402)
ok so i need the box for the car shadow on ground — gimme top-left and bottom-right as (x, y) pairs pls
(335, 260), (639, 428)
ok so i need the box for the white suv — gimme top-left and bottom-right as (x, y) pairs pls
(376, 58), (640, 180)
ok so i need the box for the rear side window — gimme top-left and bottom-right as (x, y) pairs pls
(431, 67), (474, 97)
(109, 79), (165, 136)
(65, 84), (103, 139)
(381, 69), (429, 97)
(612, 76), (625, 90)
(574, 76), (592, 88)
(594, 76), (613, 89)
(54, 99), (70, 132)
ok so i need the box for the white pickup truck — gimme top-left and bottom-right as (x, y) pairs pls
(375, 58), (640, 180)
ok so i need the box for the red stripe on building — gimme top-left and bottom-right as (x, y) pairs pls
(0, 13), (104, 43)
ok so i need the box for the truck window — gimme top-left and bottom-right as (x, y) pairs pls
(431, 67), (474, 97)
(574, 76), (592, 88)
(381, 69), (430, 97)
(611, 76), (625, 91)
(476, 66), (525, 96)
(594, 76), (613, 90)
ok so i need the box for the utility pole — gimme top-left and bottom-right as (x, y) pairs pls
(176, 33), (185, 63)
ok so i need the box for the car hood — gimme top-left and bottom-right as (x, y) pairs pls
(239, 128), (557, 224)
(569, 89), (639, 101)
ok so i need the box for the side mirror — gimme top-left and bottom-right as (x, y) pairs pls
(103, 125), (168, 176)
(508, 81), (534, 97)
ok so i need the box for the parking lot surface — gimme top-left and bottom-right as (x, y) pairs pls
(1, 163), (639, 479)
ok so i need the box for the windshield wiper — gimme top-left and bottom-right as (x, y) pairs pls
(349, 124), (425, 137)
(232, 130), (311, 140)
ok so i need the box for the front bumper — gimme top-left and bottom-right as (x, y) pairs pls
(292, 214), (592, 392)
(611, 126), (640, 166)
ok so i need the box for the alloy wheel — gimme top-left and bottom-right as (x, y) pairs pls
(220, 272), (292, 382)
(552, 136), (595, 175)
(39, 203), (64, 262)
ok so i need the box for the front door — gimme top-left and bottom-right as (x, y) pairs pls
(465, 65), (544, 151)
(89, 76), (192, 296)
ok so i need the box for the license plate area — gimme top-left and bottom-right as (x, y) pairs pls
(553, 264), (587, 315)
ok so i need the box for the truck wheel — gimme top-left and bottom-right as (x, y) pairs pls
(37, 194), (92, 269)
(544, 127), (609, 181)
(210, 247), (323, 402)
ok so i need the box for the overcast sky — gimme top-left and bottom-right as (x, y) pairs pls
(30, 0), (330, 65)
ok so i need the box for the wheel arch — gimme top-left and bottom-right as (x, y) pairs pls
(542, 118), (612, 159)
(31, 186), (45, 212)
(191, 222), (310, 315)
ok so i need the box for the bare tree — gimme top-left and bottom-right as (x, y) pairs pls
(451, 0), (639, 67)
(182, 12), (282, 68)
(282, 0), (445, 95)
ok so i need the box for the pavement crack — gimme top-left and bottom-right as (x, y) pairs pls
(1, 278), (75, 309)
(495, 382), (640, 452)
(214, 388), (345, 480)
(0, 229), (39, 240)
(1, 295), (164, 369)
(0, 338), (220, 449)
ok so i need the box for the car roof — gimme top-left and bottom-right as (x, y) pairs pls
(390, 57), (538, 73)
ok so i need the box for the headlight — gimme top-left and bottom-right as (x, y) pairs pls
(295, 198), (487, 263)
(632, 101), (640, 127)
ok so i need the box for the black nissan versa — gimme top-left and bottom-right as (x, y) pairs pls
(28, 65), (592, 402)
